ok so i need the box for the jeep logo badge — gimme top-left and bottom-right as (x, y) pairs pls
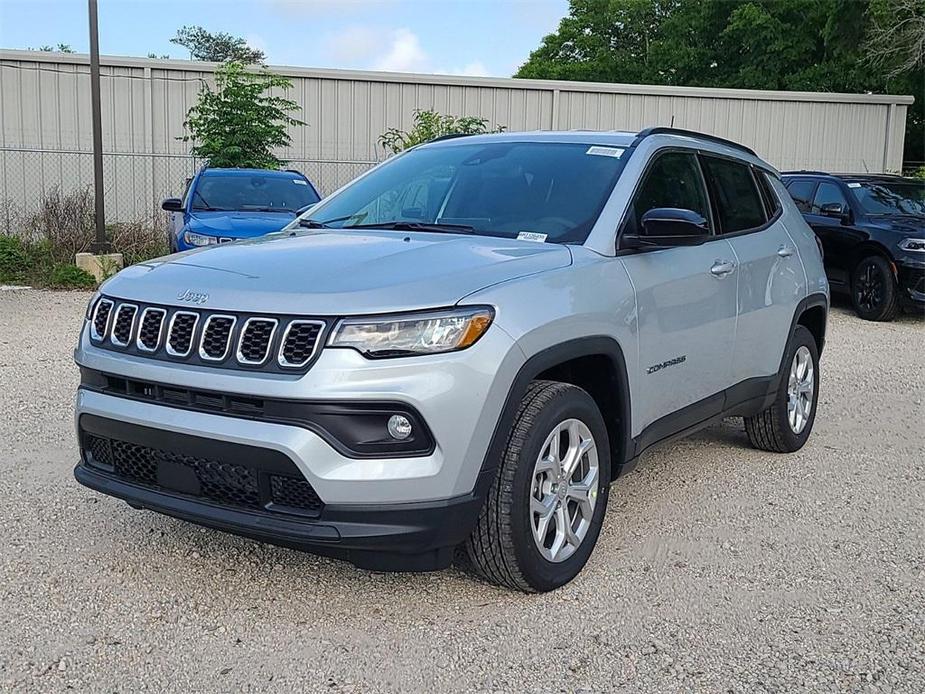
(176, 289), (209, 305)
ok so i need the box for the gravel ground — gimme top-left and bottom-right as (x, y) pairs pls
(0, 289), (922, 693)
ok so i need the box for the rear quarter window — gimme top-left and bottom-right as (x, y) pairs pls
(700, 156), (768, 233)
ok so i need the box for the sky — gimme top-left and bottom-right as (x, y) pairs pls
(0, 0), (569, 77)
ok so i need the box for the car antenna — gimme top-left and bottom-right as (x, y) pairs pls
(862, 159), (869, 173)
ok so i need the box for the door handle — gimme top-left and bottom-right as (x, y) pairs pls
(777, 245), (795, 258)
(710, 260), (736, 277)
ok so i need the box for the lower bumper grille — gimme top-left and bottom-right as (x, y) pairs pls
(83, 433), (323, 517)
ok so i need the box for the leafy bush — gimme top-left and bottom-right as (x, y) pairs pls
(22, 185), (95, 262)
(181, 61), (303, 169)
(910, 166), (925, 180)
(378, 109), (506, 154)
(0, 235), (31, 282)
(48, 263), (96, 289)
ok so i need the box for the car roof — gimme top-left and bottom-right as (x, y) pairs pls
(418, 128), (774, 172)
(782, 171), (922, 185)
(199, 168), (305, 178)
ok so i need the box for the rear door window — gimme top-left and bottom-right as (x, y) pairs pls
(785, 179), (817, 213)
(700, 156), (767, 233)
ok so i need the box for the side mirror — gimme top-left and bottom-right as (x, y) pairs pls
(161, 197), (183, 212)
(820, 202), (848, 221)
(296, 202), (317, 216)
(623, 208), (710, 249)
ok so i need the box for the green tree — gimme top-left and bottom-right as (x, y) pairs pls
(517, 0), (924, 165)
(171, 25), (265, 64)
(378, 109), (506, 154)
(181, 61), (303, 169)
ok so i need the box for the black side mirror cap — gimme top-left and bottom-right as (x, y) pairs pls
(623, 208), (711, 249)
(820, 202), (850, 222)
(161, 197), (183, 212)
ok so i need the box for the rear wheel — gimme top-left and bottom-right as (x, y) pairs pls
(852, 255), (898, 321)
(745, 325), (819, 453)
(465, 381), (610, 592)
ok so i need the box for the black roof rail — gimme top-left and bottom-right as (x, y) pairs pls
(427, 133), (477, 144)
(780, 170), (831, 176)
(635, 127), (757, 157)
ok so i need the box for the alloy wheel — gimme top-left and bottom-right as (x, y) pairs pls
(855, 263), (884, 313)
(529, 419), (599, 563)
(786, 345), (814, 434)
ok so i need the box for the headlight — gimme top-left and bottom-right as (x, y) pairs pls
(898, 238), (925, 253)
(184, 231), (217, 247)
(329, 307), (494, 358)
(85, 291), (101, 320)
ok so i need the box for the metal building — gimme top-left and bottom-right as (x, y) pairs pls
(0, 49), (913, 225)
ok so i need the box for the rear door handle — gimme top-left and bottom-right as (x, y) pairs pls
(777, 245), (795, 258)
(710, 260), (736, 277)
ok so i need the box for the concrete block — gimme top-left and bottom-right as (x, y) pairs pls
(75, 252), (124, 282)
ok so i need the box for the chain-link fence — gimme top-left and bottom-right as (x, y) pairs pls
(0, 146), (377, 235)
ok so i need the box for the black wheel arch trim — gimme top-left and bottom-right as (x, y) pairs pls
(477, 336), (633, 480)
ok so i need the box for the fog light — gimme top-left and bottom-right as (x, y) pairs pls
(387, 414), (413, 440)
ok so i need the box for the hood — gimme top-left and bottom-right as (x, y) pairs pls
(102, 229), (572, 315)
(187, 210), (296, 238)
(866, 215), (925, 237)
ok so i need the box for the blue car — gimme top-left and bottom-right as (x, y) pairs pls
(161, 167), (321, 252)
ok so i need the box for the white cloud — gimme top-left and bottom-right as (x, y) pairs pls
(321, 25), (382, 65)
(372, 28), (428, 73)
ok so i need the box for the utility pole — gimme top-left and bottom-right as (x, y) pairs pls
(88, 0), (110, 252)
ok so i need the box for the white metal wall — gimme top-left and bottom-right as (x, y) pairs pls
(0, 49), (913, 223)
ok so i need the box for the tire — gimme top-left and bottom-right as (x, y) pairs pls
(465, 380), (611, 592)
(852, 255), (899, 321)
(745, 325), (819, 453)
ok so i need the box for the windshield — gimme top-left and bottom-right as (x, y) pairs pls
(301, 141), (627, 243)
(192, 174), (319, 212)
(852, 180), (925, 217)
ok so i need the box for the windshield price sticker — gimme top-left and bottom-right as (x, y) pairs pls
(517, 231), (547, 242)
(586, 146), (624, 158)
(293, 179), (308, 185)
(847, 182), (862, 188)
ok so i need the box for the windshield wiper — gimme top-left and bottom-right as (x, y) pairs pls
(347, 221), (475, 234)
(299, 212), (369, 229)
(242, 206), (296, 214)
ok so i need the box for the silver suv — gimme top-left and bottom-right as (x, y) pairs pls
(74, 128), (829, 592)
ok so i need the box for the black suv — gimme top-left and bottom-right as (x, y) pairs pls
(781, 172), (924, 321)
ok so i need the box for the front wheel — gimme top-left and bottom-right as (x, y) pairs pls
(465, 381), (611, 592)
(745, 325), (820, 453)
(852, 255), (899, 321)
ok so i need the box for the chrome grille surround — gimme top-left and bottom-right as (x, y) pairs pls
(236, 317), (278, 366)
(90, 298), (115, 342)
(198, 314), (237, 362)
(109, 303), (139, 347)
(165, 311), (200, 358)
(277, 320), (326, 368)
(136, 307), (167, 353)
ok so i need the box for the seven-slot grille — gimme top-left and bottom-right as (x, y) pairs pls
(87, 297), (325, 372)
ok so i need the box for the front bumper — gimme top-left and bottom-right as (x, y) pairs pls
(74, 419), (490, 571)
(897, 257), (925, 308)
